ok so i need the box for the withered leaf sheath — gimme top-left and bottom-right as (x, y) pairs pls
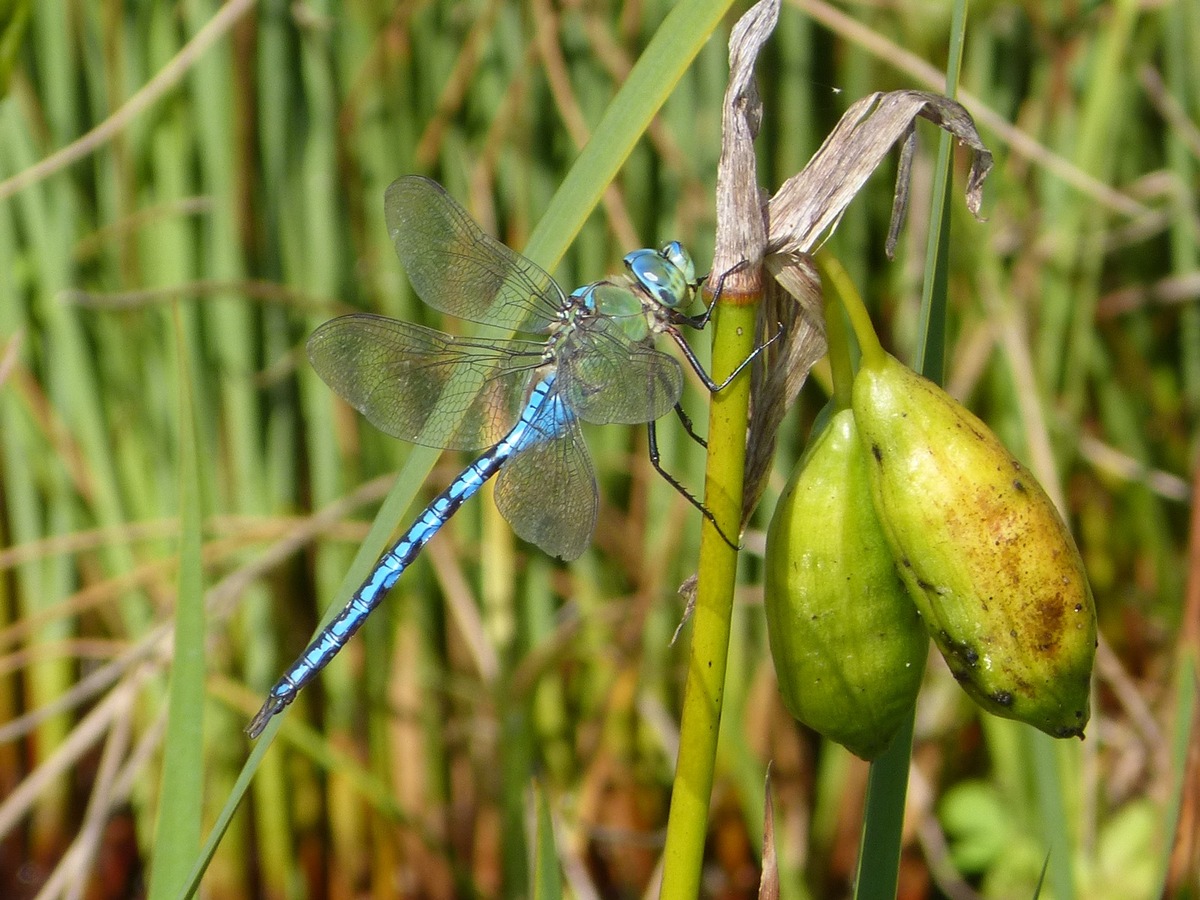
(765, 407), (927, 760)
(852, 354), (1097, 739)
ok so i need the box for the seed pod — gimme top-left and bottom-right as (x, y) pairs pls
(851, 353), (1096, 739)
(765, 407), (927, 760)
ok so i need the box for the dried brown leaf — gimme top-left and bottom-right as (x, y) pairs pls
(766, 89), (993, 259)
(711, 0), (778, 289)
(758, 766), (780, 900)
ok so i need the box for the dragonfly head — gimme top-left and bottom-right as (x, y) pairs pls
(624, 242), (696, 311)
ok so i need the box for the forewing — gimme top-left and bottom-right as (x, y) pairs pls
(494, 417), (597, 561)
(560, 319), (684, 426)
(386, 176), (564, 333)
(307, 314), (542, 451)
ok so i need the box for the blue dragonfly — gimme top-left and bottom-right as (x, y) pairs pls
(247, 176), (752, 737)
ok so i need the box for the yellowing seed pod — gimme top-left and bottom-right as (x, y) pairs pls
(851, 353), (1097, 739)
(765, 407), (928, 761)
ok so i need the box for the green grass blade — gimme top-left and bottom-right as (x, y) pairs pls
(1156, 647), (1198, 898)
(855, 715), (916, 900)
(1029, 731), (1075, 900)
(531, 783), (563, 900)
(146, 311), (207, 900)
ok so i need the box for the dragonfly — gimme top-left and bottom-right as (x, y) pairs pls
(247, 176), (756, 738)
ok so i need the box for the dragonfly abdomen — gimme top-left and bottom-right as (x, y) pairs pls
(246, 373), (564, 737)
(246, 446), (512, 737)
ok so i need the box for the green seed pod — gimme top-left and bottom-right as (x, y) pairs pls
(851, 353), (1097, 739)
(765, 407), (928, 761)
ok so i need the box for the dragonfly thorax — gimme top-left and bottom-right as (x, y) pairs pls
(624, 241), (696, 311)
(564, 281), (652, 346)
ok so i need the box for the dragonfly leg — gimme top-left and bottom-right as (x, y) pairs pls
(666, 324), (782, 394)
(681, 258), (751, 329)
(647, 420), (739, 550)
(673, 401), (707, 449)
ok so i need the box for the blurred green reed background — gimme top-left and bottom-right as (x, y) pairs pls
(0, 0), (1195, 897)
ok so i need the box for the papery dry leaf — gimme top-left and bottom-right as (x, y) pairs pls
(710, 0), (777, 289)
(743, 257), (825, 521)
(758, 766), (780, 900)
(766, 89), (993, 260)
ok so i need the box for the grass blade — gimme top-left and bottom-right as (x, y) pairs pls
(146, 311), (207, 900)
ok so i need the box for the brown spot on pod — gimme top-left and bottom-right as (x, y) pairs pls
(991, 691), (1014, 707)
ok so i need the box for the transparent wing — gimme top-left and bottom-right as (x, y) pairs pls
(494, 413), (597, 561)
(558, 317), (684, 426)
(307, 314), (544, 451)
(386, 176), (565, 333)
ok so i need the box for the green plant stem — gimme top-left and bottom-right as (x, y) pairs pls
(821, 265), (857, 410)
(854, 714), (915, 900)
(818, 255), (886, 370)
(659, 294), (760, 899)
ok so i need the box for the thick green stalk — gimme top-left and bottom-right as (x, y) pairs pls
(659, 293), (759, 899)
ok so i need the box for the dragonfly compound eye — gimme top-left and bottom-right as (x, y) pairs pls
(625, 248), (690, 309)
(660, 241), (696, 285)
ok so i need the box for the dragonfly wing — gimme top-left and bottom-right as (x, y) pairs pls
(494, 415), (597, 561)
(560, 321), (684, 426)
(386, 176), (564, 333)
(307, 314), (542, 451)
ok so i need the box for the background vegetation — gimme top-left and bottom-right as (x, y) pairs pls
(0, 0), (1194, 897)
